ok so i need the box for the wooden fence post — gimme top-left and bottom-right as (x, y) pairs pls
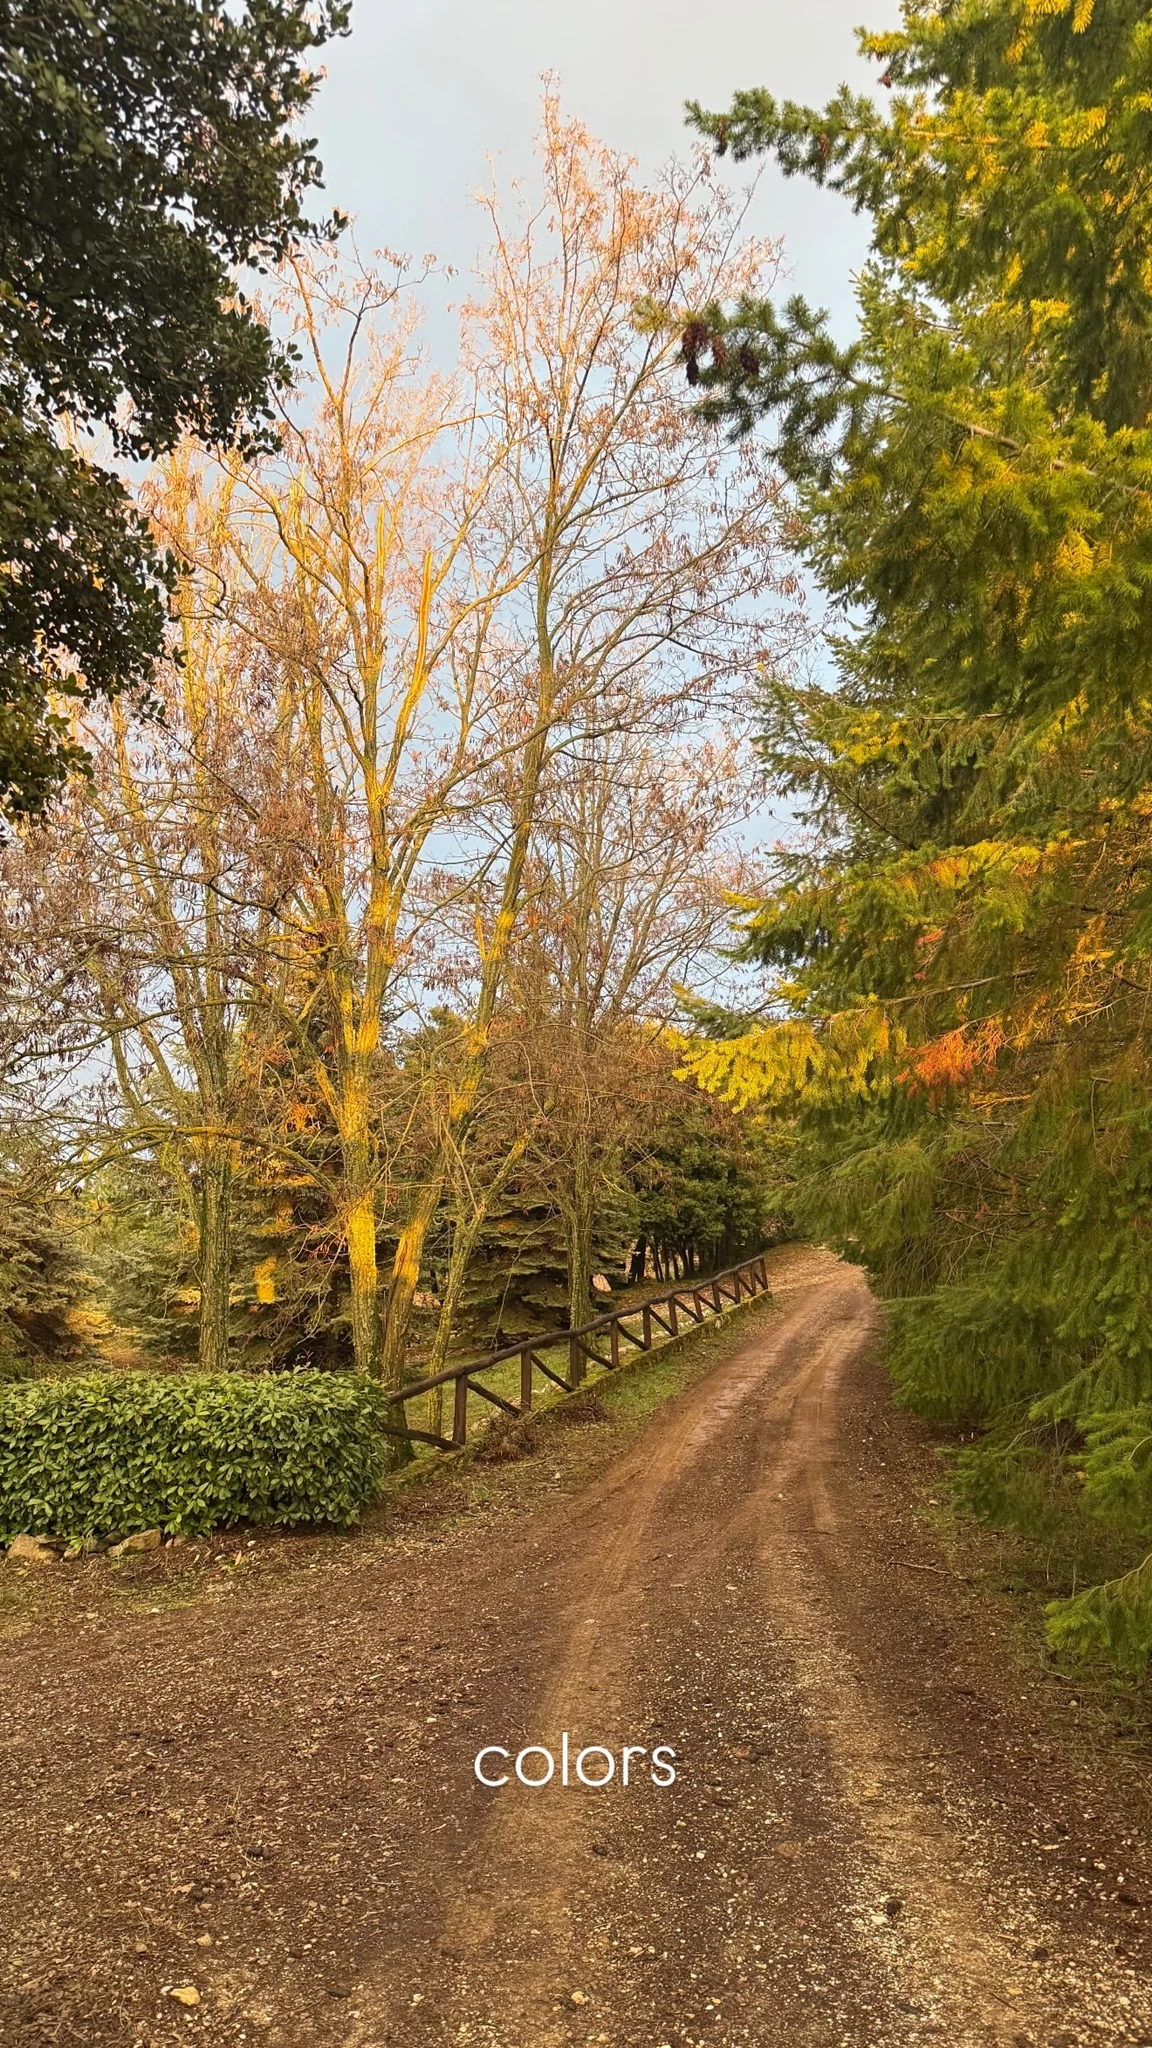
(520, 1349), (533, 1413)
(569, 1334), (585, 1387)
(453, 1375), (469, 1446)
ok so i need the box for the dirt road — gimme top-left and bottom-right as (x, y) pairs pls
(3, 1246), (1151, 2047)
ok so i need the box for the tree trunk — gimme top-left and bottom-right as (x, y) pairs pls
(346, 1180), (379, 1377)
(423, 1135), (532, 1434)
(197, 1145), (233, 1373)
(424, 1214), (482, 1439)
(382, 1175), (441, 1388)
(331, 1048), (382, 1378)
(379, 521), (563, 1386)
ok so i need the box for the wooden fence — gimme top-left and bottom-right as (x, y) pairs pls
(384, 1252), (771, 1451)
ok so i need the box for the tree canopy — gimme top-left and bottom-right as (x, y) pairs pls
(684, 0), (1152, 1668)
(0, 0), (349, 817)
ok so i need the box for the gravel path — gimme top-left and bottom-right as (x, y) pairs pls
(2, 1246), (1150, 2047)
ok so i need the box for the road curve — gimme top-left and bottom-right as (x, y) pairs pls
(354, 1244), (1152, 2048)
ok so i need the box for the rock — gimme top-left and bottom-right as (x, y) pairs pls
(6, 1534), (59, 1566)
(168, 1986), (200, 2007)
(569, 1991), (588, 2007)
(592, 1273), (613, 1293)
(110, 1529), (162, 1557)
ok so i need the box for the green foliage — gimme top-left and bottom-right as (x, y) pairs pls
(0, 0), (349, 815)
(686, 0), (1152, 1668)
(0, 1369), (389, 1540)
(442, 1185), (584, 1342)
(952, 1426), (1082, 1546)
(1047, 1555), (1152, 1676)
(1077, 1408), (1152, 1534)
(628, 1083), (772, 1277)
(0, 1147), (97, 1379)
(0, 418), (172, 816)
(86, 1168), (200, 1363)
(886, 1284), (1069, 1424)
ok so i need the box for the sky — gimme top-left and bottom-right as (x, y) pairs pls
(307, 1), (905, 891)
(311, 0), (904, 349)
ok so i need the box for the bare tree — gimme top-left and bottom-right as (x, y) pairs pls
(524, 725), (763, 1325)
(377, 97), (794, 1381)
(206, 253), (538, 1377)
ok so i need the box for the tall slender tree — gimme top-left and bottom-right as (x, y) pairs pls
(684, 0), (1152, 1667)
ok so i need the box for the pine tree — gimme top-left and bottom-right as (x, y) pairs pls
(684, 0), (1152, 1668)
(628, 1079), (772, 1281)
(0, 1140), (99, 1378)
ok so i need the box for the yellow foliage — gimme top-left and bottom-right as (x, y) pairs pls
(1058, 106), (1106, 144)
(1054, 530), (1094, 579)
(680, 1007), (900, 1114)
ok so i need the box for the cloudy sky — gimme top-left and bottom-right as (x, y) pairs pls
(311, 0), (903, 346)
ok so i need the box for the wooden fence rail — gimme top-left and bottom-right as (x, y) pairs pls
(383, 1252), (771, 1451)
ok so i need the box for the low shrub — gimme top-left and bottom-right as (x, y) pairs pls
(0, 1370), (391, 1540)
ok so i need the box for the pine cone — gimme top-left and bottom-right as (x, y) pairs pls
(681, 320), (710, 364)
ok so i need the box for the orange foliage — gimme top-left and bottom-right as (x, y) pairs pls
(900, 1019), (1007, 1103)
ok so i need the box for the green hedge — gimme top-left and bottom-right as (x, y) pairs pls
(0, 1370), (391, 1541)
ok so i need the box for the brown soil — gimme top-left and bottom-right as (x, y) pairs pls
(2, 1246), (1151, 2048)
